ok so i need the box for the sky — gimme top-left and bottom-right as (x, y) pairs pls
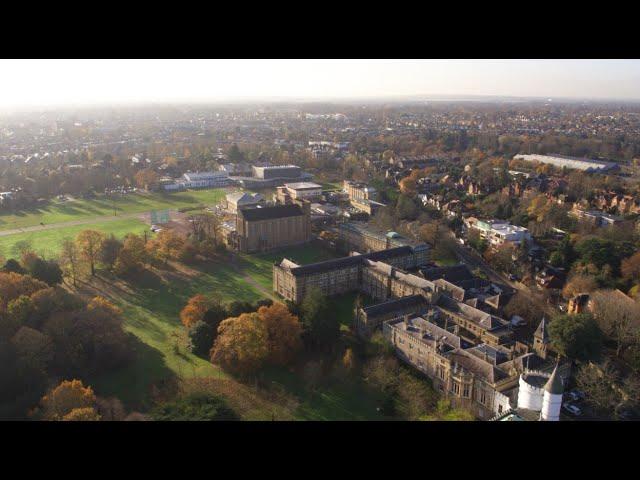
(1, 59), (640, 109)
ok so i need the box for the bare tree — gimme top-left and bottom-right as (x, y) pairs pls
(590, 290), (640, 357)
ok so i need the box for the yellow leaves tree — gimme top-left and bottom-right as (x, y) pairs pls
(180, 294), (214, 328)
(210, 313), (268, 376)
(134, 168), (160, 190)
(40, 379), (97, 420)
(257, 303), (302, 365)
(151, 230), (185, 266)
(76, 230), (106, 276)
(63, 407), (101, 421)
(527, 194), (553, 223)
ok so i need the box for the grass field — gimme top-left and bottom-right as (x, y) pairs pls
(89, 259), (266, 409)
(0, 189), (227, 231)
(0, 218), (150, 258)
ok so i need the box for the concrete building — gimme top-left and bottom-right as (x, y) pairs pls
(464, 217), (532, 247)
(513, 154), (619, 173)
(235, 203), (311, 253)
(225, 191), (265, 214)
(283, 182), (323, 201)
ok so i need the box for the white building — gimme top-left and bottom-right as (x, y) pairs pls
(513, 154), (619, 173)
(465, 218), (532, 247)
(163, 171), (233, 191)
(284, 182), (323, 200)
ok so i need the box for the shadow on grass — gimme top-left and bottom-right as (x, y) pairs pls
(92, 333), (177, 412)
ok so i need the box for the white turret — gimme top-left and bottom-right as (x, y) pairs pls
(541, 364), (563, 421)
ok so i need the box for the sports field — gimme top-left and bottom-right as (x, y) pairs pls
(0, 189), (227, 232)
(0, 218), (150, 258)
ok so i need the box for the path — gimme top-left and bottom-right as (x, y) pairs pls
(227, 252), (280, 302)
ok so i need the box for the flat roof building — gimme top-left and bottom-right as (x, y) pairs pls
(513, 154), (619, 173)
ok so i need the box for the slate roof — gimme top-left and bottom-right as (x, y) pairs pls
(362, 295), (426, 317)
(239, 204), (305, 222)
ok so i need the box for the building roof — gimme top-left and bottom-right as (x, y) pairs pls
(239, 204), (305, 222)
(545, 363), (564, 394)
(285, 246), (415, 277)
(421, 264), (475, 283)
(535, 317), (549, 343)
(226, 191), (264, 204)
(362, 295), (426, 317)
(285, 182), (322, 190)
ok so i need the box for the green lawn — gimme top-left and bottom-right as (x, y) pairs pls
(0, 189), (227, 231)
(0, 218), (150, 259)
(92, 260), (266, 410)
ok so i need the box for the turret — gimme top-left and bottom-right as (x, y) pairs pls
(541, 363), (563, 421)
(533, 317), (550, 359)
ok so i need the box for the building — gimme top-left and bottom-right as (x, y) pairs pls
(464, 217), (531, 247)
(252, 164), (302, 180)
(336, 222), (427, 254)
(569, 205), (623, 227)
(283, 182), (323, 201)
(235, 203), (311, 253)
(273, 245), (431, 304)
(343, 180), (377, 202)
(163, 171), (233, 190)
(493, 363), (567, 421)
(225, 191), (265, 214)
(513, 154), (619, 173)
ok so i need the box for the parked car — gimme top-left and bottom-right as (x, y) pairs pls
(567, 390), (585, 402)
(562, 403), (582, 416)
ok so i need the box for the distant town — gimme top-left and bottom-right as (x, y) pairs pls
(1, 100), (639, 422)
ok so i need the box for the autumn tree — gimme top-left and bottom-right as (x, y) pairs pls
(181, 294), (214, 328)
(59, 238), (80, 286)
(134, 168), (160, 190)
(0, 272), (47, 310)
(153, 229), (185, 266)
(39, 379), (97, 420)
(76, 229), (106, 276)
(257, 302), (302, 365)
(62, 407), (101, 421)
(562, 274), (599, 299)
(210, 313), (269, 376)
(98, 235), (123, 271)
(621, 251), (640, 283)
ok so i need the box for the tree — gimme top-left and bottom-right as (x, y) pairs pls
(300, 287), (340, 349)
(395, 194), (418, 220)
(134, 168), (160, 190)
(10, 326), (53, 372)
(575, 360), (629, 418)
(562, 274), (598, 300)
(28, 258), (63, 286)
(59, 238), (80, 287)
(210, 313), (268, 376)
(188, 321), (215, 357)
(549, 313), (603, 361)
(257, 302), (302, 365)
(62, 407), (101, 421)
(11, 240), (33, 259)
(421, 399), (475, 421)
(99, 235), (123, 270)
(621, 251), (640, 282)
(0, 272), (47, 310)
(153, 229), (185, 266)
(589, 290), (640, 357)
(181, 294), (213, 328)
(76, 230), (106, 276)
(2, 258), (25, 274)
(151, 393), (240, 421)
(39, 379), (96, 420)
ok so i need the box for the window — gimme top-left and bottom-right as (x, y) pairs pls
(453, 382), (460, 394)
(479, 391), (486, 405)
(498, 405), (503, 414)
(463, 384), (470, 398)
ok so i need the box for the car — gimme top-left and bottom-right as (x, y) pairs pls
(567, 390), (585, 402)
(562, 403), (582, 416)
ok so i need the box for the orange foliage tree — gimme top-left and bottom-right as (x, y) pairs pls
(257, 303), (302, 365)
(39, 379), (97, 420)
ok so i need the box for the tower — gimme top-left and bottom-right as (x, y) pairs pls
(533, 317), (550, 359)
(541, 363), (563, 421)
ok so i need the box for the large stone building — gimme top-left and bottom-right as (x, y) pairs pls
(336, 222), (425, 254)
(235, 203), (311, 253)
(273, 244), (430, 304)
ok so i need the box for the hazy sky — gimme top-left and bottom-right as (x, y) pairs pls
(1, 59), (640, 109)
